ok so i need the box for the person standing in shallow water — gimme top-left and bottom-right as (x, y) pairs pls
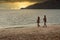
(43, 15), (47, 27)
(37, 16), (40, 27)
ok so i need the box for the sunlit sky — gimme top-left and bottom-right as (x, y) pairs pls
(0, 2), (37, 9)
(0, 0), (47, 9)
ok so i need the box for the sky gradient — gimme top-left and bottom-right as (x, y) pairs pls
(0, 0), (46, 2)
(0, 0), (47, 9)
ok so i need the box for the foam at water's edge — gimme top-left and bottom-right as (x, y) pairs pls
(0, 23), (59, 29)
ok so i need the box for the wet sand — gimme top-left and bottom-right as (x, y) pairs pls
(0, 25), (60, 40)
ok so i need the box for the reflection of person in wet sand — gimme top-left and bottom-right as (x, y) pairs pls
(43, 15), (47, 27)
(37, 16), (40, 27)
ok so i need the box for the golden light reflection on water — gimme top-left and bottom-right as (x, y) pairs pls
(0, 2), (36, 9)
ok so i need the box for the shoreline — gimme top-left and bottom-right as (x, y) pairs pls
(0, 23), (60, 29)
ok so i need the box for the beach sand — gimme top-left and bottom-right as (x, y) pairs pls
(0, 25), (60, 40)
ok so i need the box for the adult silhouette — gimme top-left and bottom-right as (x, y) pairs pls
(43, 15), (47, 27)
(37, 16), (40, 27)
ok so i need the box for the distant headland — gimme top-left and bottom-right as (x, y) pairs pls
(21, 0), (60, 9)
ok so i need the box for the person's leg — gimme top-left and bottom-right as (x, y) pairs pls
(43, 22), (46, 27)
(38, 23), (39, 27)
(44, 22), (47, 27)
(44, 22), (45, 26)
(45, 22), (47, 27)
(37, 23), (40, 27)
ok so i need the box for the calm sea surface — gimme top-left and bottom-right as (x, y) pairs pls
(0, 9), (60, 28)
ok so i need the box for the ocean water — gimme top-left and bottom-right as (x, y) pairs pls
(0, 9), (60, 28)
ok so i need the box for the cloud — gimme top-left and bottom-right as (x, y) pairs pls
(0, 0), (47, 2)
